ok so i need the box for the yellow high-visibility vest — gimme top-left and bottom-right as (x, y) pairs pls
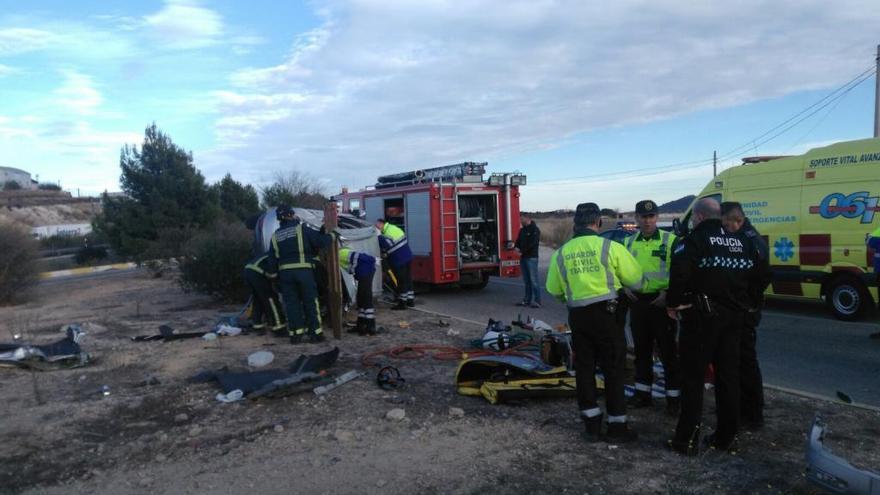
(624, 230), (677, 294)
(546, 233), (644, 308)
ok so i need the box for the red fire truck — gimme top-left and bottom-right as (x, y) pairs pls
(333, 162), (526, 289)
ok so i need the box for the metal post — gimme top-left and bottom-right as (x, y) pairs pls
(713, 150), (717, 177)
(874, 44), (880, 138)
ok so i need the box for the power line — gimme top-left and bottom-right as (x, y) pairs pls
(530, 64), (877, 186)
(714, 65), (876, 162)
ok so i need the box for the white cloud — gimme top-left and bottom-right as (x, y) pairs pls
(0, 27), (54, 55)
(53, 71), (103, 116)
(201, 0), (880, 205)
(0, 64), (18, 77)
(143, 0), (223, 49)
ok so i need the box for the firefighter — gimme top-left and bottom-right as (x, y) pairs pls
(267, 205), (332, 344)
(339, 246), (377, 335)
(546, 203), (645, 443)
(666, 198), (770, 456)
(721, 201), (770, 430)
(243, 251), (286, 336)
(623, 200), (681, 415)
(375, 218), (414, 310)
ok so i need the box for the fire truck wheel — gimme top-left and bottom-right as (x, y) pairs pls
(462, 273), (490, 290)
(825, 275), (870, 321)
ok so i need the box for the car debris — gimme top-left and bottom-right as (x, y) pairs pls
(190, 347), (340, 400)
(0, 324), (90, 370)
(313, 370), (365, 395)
(131, 325), (206, 342)
(805, 414), (880, 494)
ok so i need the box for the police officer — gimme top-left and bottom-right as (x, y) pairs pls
(267, 205), (332, 344)
(376, 218), (414, 310)
(339, 246), (378, 336)
(546, 203), (645, 442)
(666, 198), (770, 455)
(624, 200), (681, 415)
(721, 201), (770, 430)
(243, 251), (286, 336)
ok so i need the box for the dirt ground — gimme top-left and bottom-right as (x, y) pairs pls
(1, 271), (878, 495)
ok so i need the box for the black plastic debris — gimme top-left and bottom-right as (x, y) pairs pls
(190, 347), (340, 400)
(131, 325), (206, 342)
(0, 325), (90, 370)
(376, 366), (405, 390)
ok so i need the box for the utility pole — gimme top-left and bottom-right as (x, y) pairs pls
(713, 150), (717, 177)
(874, 44), (880, 138)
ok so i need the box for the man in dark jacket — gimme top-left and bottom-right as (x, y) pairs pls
(514, 214), (542, 308)
(666, 198), (771, 455)
(266, 205), (332, 344)
(722, 201), (770, 430)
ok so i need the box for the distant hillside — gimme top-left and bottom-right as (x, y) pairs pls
(659, 195), (695, 213)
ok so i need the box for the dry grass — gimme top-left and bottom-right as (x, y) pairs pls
(0, 219), (40, 304)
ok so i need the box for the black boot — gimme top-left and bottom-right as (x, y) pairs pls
(365, 318), (376, 336)
(582, 414), (603, 443)
(665, 396), (681, 416)
(272, 329), (288, 338)
(605, 422), (638, 443)
(289, 333), (303, 344)
(406, 299), (415, 307)
(628, 390), (652, 408)
(703, 432), (738, 454)
(667, 425), (702, 457)
(391, 301), (408, 310)
(308, 332), (326, 343)
(347, 318), (365, 335)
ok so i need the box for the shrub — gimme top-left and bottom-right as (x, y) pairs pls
(3, 180), (22, 191)
(540, 217), (574, 248)
(0, 221), (40, 304)
(38, 183), (61, 191)
(178, 222), (253, 301)
(75, 245), (108, 265)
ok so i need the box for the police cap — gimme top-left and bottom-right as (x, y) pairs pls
(635, 200), (658, 216)
(574, 202), (601, 225)
(275, 204), (295, 220)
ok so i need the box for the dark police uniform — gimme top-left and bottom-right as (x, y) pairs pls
(545, 203), (644, 442)
(667, 217), (770, 454)
(737, 217), (770, 428)
(340, 247), (377, 335)
(625, 200), (681, 413)
(267, 209), (332, 343)
(243, 253), (285, 335)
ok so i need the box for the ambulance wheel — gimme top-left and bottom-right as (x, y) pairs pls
(826, 276), (870, 321)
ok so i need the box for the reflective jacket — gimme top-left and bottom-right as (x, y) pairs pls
(266, 219), (332, 272)
(624, 229), (677, 294)
(244, 252), (276, 279)
(546, 229), (644, 308)
(869, 226), (880, 272)
(667, 218), (771, 311)
(378, 222), (412, 267)
(339, 247), (377, 280)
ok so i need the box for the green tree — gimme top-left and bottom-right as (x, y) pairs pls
(261, 170), (327, 210)
(3, 180), (22, 190)
(94, 123), (219, 258)
(212, 173), (260, 222)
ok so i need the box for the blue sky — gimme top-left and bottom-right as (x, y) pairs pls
(0, 0), (878, 211)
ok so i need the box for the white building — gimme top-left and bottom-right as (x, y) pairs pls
(0, 166), (38, 190)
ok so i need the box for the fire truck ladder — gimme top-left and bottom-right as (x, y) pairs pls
(438, 181), (459, 275)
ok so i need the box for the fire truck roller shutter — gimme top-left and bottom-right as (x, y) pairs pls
(364, 196), (384, 226)
(406, 192), (431, 255)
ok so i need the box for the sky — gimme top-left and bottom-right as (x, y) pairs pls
(0, 0), (878, 211)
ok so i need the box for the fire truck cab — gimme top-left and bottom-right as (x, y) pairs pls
(333, 162), (525, 289)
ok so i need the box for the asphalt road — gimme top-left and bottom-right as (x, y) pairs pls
(415, 247), (880, 408)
